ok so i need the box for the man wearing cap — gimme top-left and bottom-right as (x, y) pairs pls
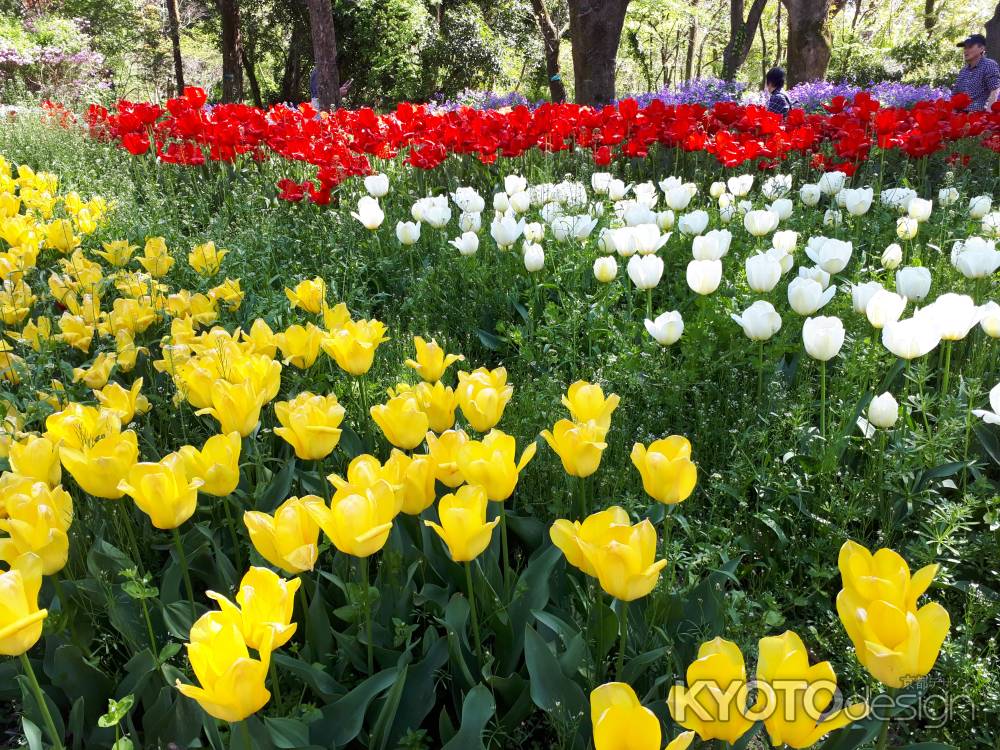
(954, 33), (1000, 111)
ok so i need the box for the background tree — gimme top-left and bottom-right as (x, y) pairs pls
(783, 0), (833, 84)
(567, 0), (631, 104)
(529, 0), (567, 101)
(305, 0), (341, 108)
(721, 0), (770, 80)
(165, 0), (186, 93)
(987, 1), (1000, 62)
(218, 0), (243, 100)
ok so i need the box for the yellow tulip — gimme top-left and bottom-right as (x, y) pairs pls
(836, 541), (950, 688)
(424, 485), (499, 562)
(188, 241), (229, 276)
(304, 480), (401, 558)
(94, 379), (150, 423)
(630, 436), (697, 505)
(45, 402), (120, 450)
(118, 452), (204, 529)
(243, 319), (278, 358)
(244, 496), (320, 574)
(175, 614), (272, 722)
(195, 380), (267, 437)
(322, 301), (352, 332)
(106, 296), (158, 335)
(0, 342), (23, 385)
(322, 318), (389, 376)
(562, 381), (620, 434)
(114, 330), (147, 373)
(44, 219), (79, 253)
(8, 435), (61, 486)
(580, 517), (666, 601)
(94, 240), (137, 267)
(371, 391), (429, 450)
(456, 429), (536, 502)
(385, 449), (436, 515)
(274, 392), (345, 460)
(404, 336), (464, 382)
(591, 682), (695, 750)
(137, 237), (174, 277)
(328, 454), (401, 498)
(14, 316), (52, 352)
(178, 432), (242, 497)
(59, 430), (139, 499)
(57, 312), (94, 352)
(207, 566), (300, 650)
(456, 367), (513, 432)
(755, 630), (869, 748)
(667, 638), (756, 745)
(284, 277), (326, 314)
(0, 481), (73, 574)
(394, 381), (456, 433)
(541, 419), (608, 478)
(425, 429), (468, 488)
(275, 323), (325, 369)
(72, 352), (116, 389)
(0, 552), (48, 656)
(209, 278), (243, 312)
(550, 506), (631, 577)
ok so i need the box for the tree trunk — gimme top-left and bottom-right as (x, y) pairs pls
(987, 2), (1000, 62)
(684, 19), (696, 80)
(242, 47), (263, 106)
(783, 0), (833, 85)
(776, 1), (783, 67)
(305, 0), (342, 110)
(530, 0), (567, 102)
(567, 0), (631, 105)
(165, 0), (185, 94)
(721, 0), (770, 80)
(218, 0), (243, 102)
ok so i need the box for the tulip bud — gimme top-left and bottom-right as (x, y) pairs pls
(627, 254), (663, 290)
(745, 253), (781, 293)
(509, 191), (531, 214)
(504, 174), (527, 196)
(709, 181), (726, 198)
(395, 221), (421, 245)
(523, 242), (545, 272)
(868, 392), (899, 429)
(881, 243), (903, 269)
(743, 209), (779, 237)
(980, 301), (1000, 338)
(686, 259), (722, 295)
(593, 256), (618, 283)
(802, 315), (845, 361)
(459, 211), (482, 233)
(799, 184), (821, 206)
(895, 266), (931, 301)
(769, 197), (793, 220)
(656, 210), (675, 230)
(351, 196), (384, 230)
(982, 211), (1000, 238)
(364, 173), (389, 197)
(677, 210), (709, 236)
(731, 300), (782, 341)
(523, 221), (544, 242)
(896, 216), (918, 240)
(644, 310), (683, 346)
(907, 197), (933, 222)
(450, 231), (479, 256)
(788, 277), (836, 316)
(969, 194), (992, 219)
(727, 174), (753, 197)
(865, 289), (907, 329)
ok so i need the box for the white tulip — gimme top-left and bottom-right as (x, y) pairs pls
(981, 211), (1000, 238)
(851, 281), (884, 314)
(352, 196), (384, 229)
(917, 293), (982, 341)
(459, 211), (482, 233)
(395, 220), (421, 245)
(727, 174), (754, 197)
(656, 210), (675, 230)
(450, 232), (479, 256)
(709, 181), (727, 198)
(907, 198), (933, 222)
(969, 194), (993, 219)
(520, 222), (543, 243)
(744, 210), (780, 237)
(894, 266), (931, 301)
(719, 204), (738, 223)
(692, 229), (732, 260)
(882, 317), (940, 359)
(490, 214), (525, 248)
(762, 174), (792, 199)
(552, 214), (598, 242)
(493, 193), (510, 212)
(450, 187), (485, 213)
(868, 392), (899, 429)
(509, 191), (531, 214)
(805, 236), (853, 274)
(769, 198), (794, 220)
(658, 176), (683, 194)
(645, 310), (684, 346)
(596, 228), (615, 254)
(842, 187), (874, 216)
(799, 184), (822, 206)
(591, 172), (613, 194)
(540, 201), (564, 225)
(593, 256), (618, 282)
(972, 382), (1000, 425)
(731, 300), (782, 341)
(627, 254), (664, 290)
(686, 259), (722, 295)
(718, 192), (735, 209)
(523, 242), (545, 272)
(881, 243), (903, 269)
(608, 179), (630, 201)
(938, 187), (959, 207)
(665, 186), (692, 211)
(364, 173), (389, 197)
(738, 200), (754, 215)
(823, 209), (843, 227)
(504, 174), (527, 196)
(423, 203), (452, 229)
(817, 171), (846, 196)
(411, 196), (447, 222)
(623, 202), (657, 227)
(678, 210), (709, 236)
(633, 224), (670, 255)
(980, 301), (1000, 338)
(896, 217), (918, 240)
(766, 247), (794, 274)
(591, 202), (605, 218)
(611, 228), (638, 257)
(772, 229), (798, 254)
(865, 289), (907, 329)
(798, 265), (831, 289)
(634, 182), (659, 208)
(881, 187), (917, 212)
(803, 315), (845, 361)
(745, 253), (782, 293)
(788, 277), (836, 316)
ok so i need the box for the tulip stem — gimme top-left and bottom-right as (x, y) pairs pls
(499, 504), (512, 597)
(645, 288), (652, 320)
(19, 653), (64, 750)
(172, 528), (196, 622)
(360, 555), (374, 675)
(616, 599), (628, 678)
(941, 340), (952, 396)
(238, 719), (253, 750)
(756, 340), (765, 401)
(465, 562), (484, 665)
(575, 475), (588, 520)
(269, 659), (283, 710)
(819, 359), (827, 440)
(139, 596), (158, 659)
(220, 495), (243, 573)
(662, 509), (675, 591)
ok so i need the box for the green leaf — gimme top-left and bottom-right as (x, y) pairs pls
(369, 664), (408, 750)
(385, 635), (450, 748)
(272, 653), (341, 700)
(256, 457), (297, 512)
(523, 625), (586, 719)
(441, 684), (496, 750)
(46, 644), (113, 727)
(892, 744), (958, 750)
(264, 717), (310, 749)
(98, 694), (135, 728)
(308, 667), (400, 748)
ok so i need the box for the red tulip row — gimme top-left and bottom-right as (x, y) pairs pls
(83, 87), (1000, 206)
